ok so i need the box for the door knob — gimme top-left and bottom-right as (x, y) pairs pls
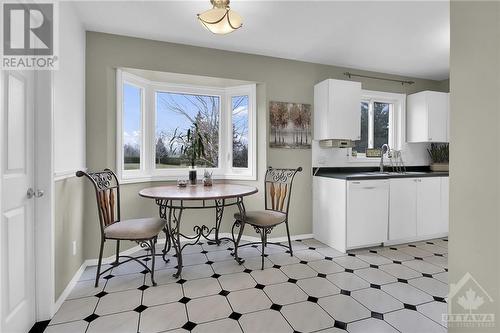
(27, 188), (44, 199)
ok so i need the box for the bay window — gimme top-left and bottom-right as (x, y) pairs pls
(117, 69), (256, 182)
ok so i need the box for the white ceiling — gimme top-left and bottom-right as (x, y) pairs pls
(72, 0), (450, 80)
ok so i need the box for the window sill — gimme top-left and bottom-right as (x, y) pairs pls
(119, 173), (257, 185)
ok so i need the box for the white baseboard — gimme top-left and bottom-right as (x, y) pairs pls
(383, 233), (448, 246)
(52, 232), (314, 314)
(53, 263), (86, 314)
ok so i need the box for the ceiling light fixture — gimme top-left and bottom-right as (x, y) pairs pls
(197, 0), (243, 35)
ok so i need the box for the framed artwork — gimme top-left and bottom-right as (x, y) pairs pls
(269, 101), (312, 149)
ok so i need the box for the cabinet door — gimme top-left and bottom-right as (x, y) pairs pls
(389, 179), (417, 240)
(329, 80), (361, 140)
(440, 177), (449, 234)
(427, 92), (449, 142)
(416, 177), (442, 236)
(347, 180), (389, 248)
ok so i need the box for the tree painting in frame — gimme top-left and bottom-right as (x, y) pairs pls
(269, 101), (312, 149)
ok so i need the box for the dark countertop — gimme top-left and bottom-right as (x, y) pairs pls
(313, 166), (448, 181)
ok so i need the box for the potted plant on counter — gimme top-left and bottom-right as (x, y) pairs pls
(170, 123), (208, 185)
(427, 143), (449, 172)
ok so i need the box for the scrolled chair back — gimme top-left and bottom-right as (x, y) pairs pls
(264, 166), (302, 215)
(76, 169), (121, 233)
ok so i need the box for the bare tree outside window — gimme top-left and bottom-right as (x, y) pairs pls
(155, 92), (220, 168)
(232, 95), (249, 168)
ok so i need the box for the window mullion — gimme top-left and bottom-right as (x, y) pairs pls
(368, 100), (374, 149)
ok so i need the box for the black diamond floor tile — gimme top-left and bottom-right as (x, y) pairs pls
(422, 273), (433, 278)
(334, 320), (347, 330)
(179, 297), (191, 304)
(94, 291), (108, 298)
(299, 260), (308, 265)
(182, 321), (197, 330)
(229, 312), (242, 320)
(317, 273), (327, 278)
(324, 256), (333, 261)
(244, 269), (252, 273)
(219, 290), (230, 296)
(307, 296), (318, 303)
(308, 247), (316, 250)
(340, 289), (351, 296)
(288, 278), (298, 284)
(84, 314), (99, 323)
(205, 261), (214, 265)
(212, 273), (221, 279)
(345, 268), (354, 273)
(273, 264), (281, 269)
(393, 260), (402, 264)
(433, 296), (447, 303)
(371, 312), (384, 320)
(255, 284), (265, 290)
(134, 305), (148, 313)
(370, 264), (379, 269)
(103, 274), (114, 280)
(398, 278), (408, 284)
(141, 269), (149, 274)
(177, 279), (187, 285)
(138, 285), (149, 291)
(270, 303), (282, 311)
(370, 284), (381, 289)
(404, 303), (417, 311)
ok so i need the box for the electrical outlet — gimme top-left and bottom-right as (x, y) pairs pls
(72, 241), (77, 256)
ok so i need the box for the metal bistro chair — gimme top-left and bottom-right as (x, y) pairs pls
(232, 166), (302, 270)
(77, 169), (167, 287)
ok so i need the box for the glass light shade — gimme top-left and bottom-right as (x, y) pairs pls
(197, 7), (242, 34)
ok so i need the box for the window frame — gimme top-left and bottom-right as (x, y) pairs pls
(116, 69), (257, 183)
(352, 90), (406, 161)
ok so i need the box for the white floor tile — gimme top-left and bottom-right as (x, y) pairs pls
(186, 295), (232, 323)
(347, 318), (399, 333)
(87, 311), (139, 333)
(227, 288), (272, 314)
(351, 288), (403, 313)
(378, 263), (422, 280)
(264, 282), (308, 305)
(50, 297), (98, 324)
(354, 268), (397, 285)
(418, 301), (448, 327)
(281, 301), (335, 332)
(326, 272), (370, 291)
(192, 318), (243, 333)
(409, 277), (448, 298)
(219, 272), (256, 291)
(297, 277), (340, 298)
(280, 263), (317, 280)
(239, 309), (293, 333)
(142, 283), (183, 307)
(318, 294), (370, 323)
(183, 277), (221, 298)
(139, 302), (187, 333)
(94, 289), (142, 316)
(308, 260), (344, 275)
(45, 321), (88, 333)
(251, 267), (288, 285)
(382, 282), (434, 305)
(385, 309), (447, 333)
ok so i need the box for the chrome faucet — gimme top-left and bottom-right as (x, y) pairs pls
(380, 144), (390, 172)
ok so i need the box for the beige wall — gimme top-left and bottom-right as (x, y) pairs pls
(84, 31), (447, 260)
(449, 1), (500, 330)
(54, 177), (86, 299)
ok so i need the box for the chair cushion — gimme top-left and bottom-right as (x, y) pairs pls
(104, 217), (166, 240)
(234, 210), (286, 227)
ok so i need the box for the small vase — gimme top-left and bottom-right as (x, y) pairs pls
(188, 168), (197, 185)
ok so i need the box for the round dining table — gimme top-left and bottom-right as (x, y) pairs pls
(139, 183), (258, 278)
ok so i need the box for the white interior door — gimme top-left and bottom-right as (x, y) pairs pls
(1, 71), (36, 333)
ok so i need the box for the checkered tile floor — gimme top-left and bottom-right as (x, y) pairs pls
(46, 238), (448, 333)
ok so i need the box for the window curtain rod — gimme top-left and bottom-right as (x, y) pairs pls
(343, 72), (415, 85)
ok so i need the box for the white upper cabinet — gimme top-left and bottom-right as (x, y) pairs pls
(314, 79), (361, 140)
(407, 91), (449, 143)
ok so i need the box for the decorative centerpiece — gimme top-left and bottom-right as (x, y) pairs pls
(427, 143), (449, 172)
(203, 170), (213, 186)
(170, 123), (208, 185)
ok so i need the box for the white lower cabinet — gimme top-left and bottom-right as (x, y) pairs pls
(416, 178), (442, 237)
(389, 177), (449, 242)
(347, 180), (389, 248)
(313, 175), (449, 253)
(389, 179), (417, 240)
